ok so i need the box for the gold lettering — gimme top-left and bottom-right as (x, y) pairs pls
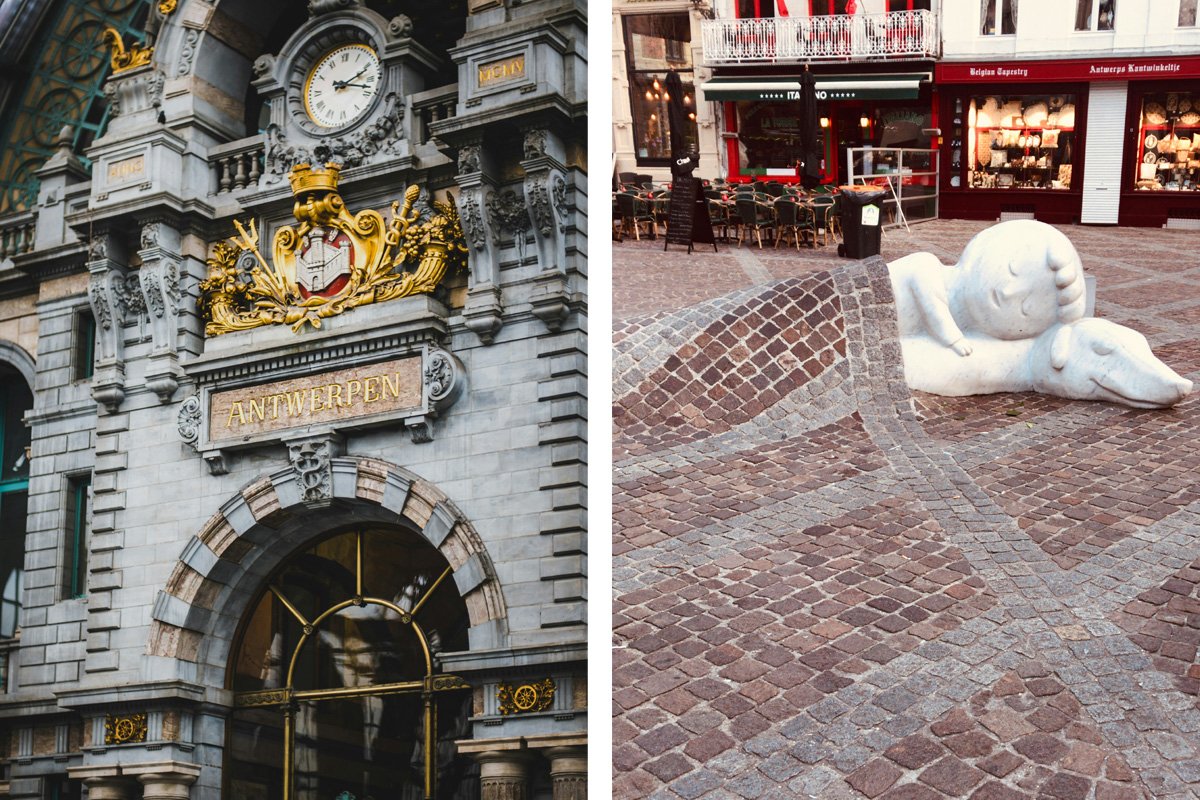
(286, 390), (306, 416)
(327, 382), (344, 408)
(270, 394), (282, 419)
(364, 376), (380, 403)
(248, 397), (265, 422)
(479, 55), (524, 87)
(107, 156), (144, 182)
(309, 387), (325, 412)
(382, 373), (400, 400)
(227, 401), (247, 427)
(346, 379), (362, 405)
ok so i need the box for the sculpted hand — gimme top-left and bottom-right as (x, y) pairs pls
(951, 338), (973, 357)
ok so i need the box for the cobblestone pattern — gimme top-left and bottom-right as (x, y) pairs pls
(614, 223), (1200, 799)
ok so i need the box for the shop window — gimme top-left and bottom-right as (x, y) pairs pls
(1075, 0), (1116, 30)
(623, 14), (698, 166)
(738, 0), (778, 17)
(226, 527), (475, 799)
(74, 309), (95, 381)
(1132, 92), (1200, 192)
(886, 0), (932, 10)
(1181, 0), (1197, 26)
(961, 94), (1077, 190)
(980, 0), (1017, 34)
(0, 367), (31, 640)
(65, 474), (90, 599)
(732, 102), (811, 180)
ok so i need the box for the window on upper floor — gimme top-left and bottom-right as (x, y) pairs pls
(1182, 0), (1198, 26)
(886, 0), (932, 10)
(809, 0), (851, 14)
(0, 367), (31, 639)
(738, 0), (777, 18)
(981, 0), (1018, 34)
(64, 474), (91, 600)
(1076, 0), (1116, 30)
(74, 309), (95, 382)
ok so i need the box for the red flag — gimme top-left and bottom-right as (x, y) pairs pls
(846, 0), (856, 12)
(777, 0), (789, 15)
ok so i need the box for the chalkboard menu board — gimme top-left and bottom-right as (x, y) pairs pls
(664, 177), (716, 253)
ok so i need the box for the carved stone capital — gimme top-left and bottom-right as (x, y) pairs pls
(103, 66), (165, 120)
(91, 361), (127, 414)
(424, 348), (465, 411)
(530, 269), (569, 331)
(475, 751), (531, 800)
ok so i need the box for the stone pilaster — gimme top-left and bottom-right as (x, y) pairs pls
(87, 232), (130, 413)
(476, 751), (530, 800)
(547, 746), (586, 800)
(68, 767), (135, 800)
(138, 219), (184, 402)
(520, 126), (570, 331)
(457, 140), (505, 343)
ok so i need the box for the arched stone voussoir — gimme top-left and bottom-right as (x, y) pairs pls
(150, 457), (511, 667)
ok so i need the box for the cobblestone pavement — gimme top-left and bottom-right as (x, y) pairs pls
(612, 221), (1200, 799)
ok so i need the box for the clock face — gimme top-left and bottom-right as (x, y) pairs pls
(303, 44), (382, 129)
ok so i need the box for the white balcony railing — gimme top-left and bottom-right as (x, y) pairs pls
(701, 10), (938, 65)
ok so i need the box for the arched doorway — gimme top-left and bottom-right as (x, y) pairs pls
(226, 525), (477, 800)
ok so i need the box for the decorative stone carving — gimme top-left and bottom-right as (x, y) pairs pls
(177, 395), (201, 450)
(523, 128), (546, 160)
(552, 175), (569, 234)
(388, 13), (414, 39)
(458, 191), (487, 250)
(525, 176), (554, 237)
(175, 27), (199, 77)
(119, 273), (146, 319)
(263, 95), (404, 181)
(458, 144), (482, 175)
(252, 54), (275, 79)
(103, 66), (165, 119)
(890, 221), (1192, 408)
(286, 435), (340, 504)
(464, 284), (503, 344)
(486, 189), (530, 248)
(140, 221), (160, 251)
(497, 678), (555, 715)
(424, 348), (463, 409)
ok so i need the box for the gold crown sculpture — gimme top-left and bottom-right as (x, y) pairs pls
(288, 162), (342, 196)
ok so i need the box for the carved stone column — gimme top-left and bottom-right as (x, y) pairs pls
(138, 219), (183, 402)
(476, 751), (530, 800)
(457, 141), (505, 343)
(547, 746), (586, 800)
(86, 232), (130, 412)
(80, 778), (136, 800)
(124, 762), (201, 800)
(520, 126), (571, 330)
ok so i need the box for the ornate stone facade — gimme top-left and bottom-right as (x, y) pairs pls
(0, 0), (587, 797)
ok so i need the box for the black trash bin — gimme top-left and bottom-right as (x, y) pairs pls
(836, 186), (886, 259)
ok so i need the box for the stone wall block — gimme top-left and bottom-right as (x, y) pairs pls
(381, 468), (413, 515)
(241, 477), (281, 523)
(450, 553), (488, 597)
(355, 458), (391, 502)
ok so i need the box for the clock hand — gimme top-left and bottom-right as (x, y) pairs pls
(333, 65), (371, 90)
(339, 82), (374, 89)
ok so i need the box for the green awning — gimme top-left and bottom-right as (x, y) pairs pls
(700, 73), (929, 102)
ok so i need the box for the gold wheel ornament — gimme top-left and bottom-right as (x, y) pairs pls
(199, 162), (468, 336)
(497, 678), (556, 715)
(104, 713), (148, 745)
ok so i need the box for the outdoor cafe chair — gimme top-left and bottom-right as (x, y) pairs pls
(708, 198), (736, 243)
(764, 181), (786, 198)
(809, 195), (839, 246)
(736, 197), (775, 249)
(773, 198), (809, 250)
(616, 192), (656, 241)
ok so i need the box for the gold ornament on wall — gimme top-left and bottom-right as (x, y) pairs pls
(102, 28), (153, 74)
(104, 713), (148, 745)
(497, 678), (555, 715)
(158, 0), (178, 13)
(200, 162), (467, 335)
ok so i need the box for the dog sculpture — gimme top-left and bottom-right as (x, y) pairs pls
(890, 221), (1190, 409)
(900, 316), (1192, 408)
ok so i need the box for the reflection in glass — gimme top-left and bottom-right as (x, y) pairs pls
(228, 528), (475, 799)
(1133, 91), (1200, 192)
(963, 94), (1076, 190)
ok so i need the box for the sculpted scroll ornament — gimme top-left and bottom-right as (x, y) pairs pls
(177, 395), (201, 449)
(289, 438), (334, 503)
(199, 162), (467, 335)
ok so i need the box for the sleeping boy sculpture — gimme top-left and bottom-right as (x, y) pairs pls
(887, 220), (1192, 408)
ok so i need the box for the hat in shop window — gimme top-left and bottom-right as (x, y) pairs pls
(1180, 111), (1200, 126)
(1056, 104), (1075, 129)
(1022, 101), (1049, 128)
(1143, 102), (1167, 125)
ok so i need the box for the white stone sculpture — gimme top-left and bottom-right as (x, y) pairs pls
(889, 220), (1192, 408)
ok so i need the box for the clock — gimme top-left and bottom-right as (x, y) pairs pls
(302, 43), (382, 129)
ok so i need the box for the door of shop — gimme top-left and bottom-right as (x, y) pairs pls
(834, 105), (869, 185)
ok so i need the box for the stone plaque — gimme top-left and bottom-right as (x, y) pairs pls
(106, 155), (145, 184)
(478, 54), (525, 88)
(209, 357), (422, 442)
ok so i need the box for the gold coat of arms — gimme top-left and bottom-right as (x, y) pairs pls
(199, 163), (467, 335)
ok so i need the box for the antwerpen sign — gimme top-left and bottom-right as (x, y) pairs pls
(209, 357), (423, 442)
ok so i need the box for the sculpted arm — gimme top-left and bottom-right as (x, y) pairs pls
(908, 276), (973, 356)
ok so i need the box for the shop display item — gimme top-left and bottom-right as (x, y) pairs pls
(962, 94), (1075, 190)
(888, 221), (1191, 408)
(1134, 91), (1200, 192)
